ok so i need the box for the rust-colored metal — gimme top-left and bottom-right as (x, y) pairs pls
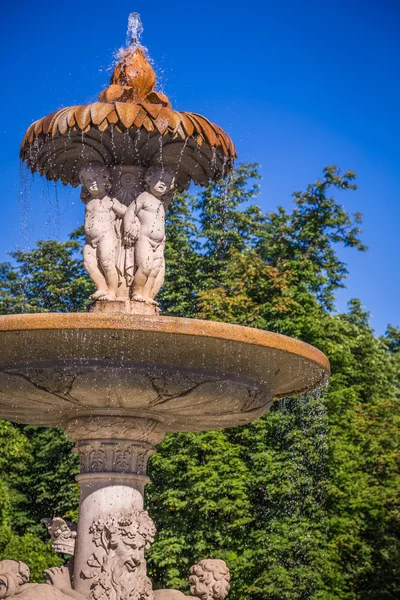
(20, 46), (236, 184)
(99, 47), (158, 104)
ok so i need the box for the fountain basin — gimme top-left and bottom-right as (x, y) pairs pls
(0, 313), (329, 432)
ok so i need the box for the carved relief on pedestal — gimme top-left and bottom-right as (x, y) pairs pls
(65, 416), (165, 480)
(82, 509), (156, 600)
(74, 440), (154, 478)
(113, 444), (134, 473)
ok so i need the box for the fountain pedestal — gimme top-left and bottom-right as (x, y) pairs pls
(89, 299), (160, 316)
(66, 416), (165, 598)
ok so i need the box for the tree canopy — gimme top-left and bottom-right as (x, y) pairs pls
(0, 164), (398, 598)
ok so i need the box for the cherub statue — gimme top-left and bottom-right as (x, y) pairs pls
(154, 559), (230, 600)
(79, 162), (128, 301)
(123, 164), (175, 305)
(0, 561), (85, 600)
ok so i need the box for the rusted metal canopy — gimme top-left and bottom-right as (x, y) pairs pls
(20, 47), (236, 191)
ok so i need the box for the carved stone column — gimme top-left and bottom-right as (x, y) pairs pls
(65, 416), (165, 599)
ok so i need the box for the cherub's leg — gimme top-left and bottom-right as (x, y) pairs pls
(132, 236), (154, 302)
(149, 256), (165, 301)
(97, 236), (119, 300)
(143, 244), (164, 303)
(83, 243), (108, 300)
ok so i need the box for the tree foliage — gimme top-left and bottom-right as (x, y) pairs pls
(0, 164), (398, 598)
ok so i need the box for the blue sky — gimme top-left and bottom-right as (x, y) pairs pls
(1, 0), (399, 334)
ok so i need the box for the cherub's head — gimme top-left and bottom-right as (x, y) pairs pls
(79, 162), (110, 199)
(0, 560), (30, 598)
(188, 559), (230, 600)
(145, 165), (175, 198)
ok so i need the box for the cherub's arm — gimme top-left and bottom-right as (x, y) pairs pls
(130, 193), (146, 216)
(123, 195), (144, 245)
(112, 198), (127, 217)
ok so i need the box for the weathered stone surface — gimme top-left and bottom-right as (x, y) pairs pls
(67, 419), (158, 599)
(65, 416), (165, 446)
(109, 165), (146, 208)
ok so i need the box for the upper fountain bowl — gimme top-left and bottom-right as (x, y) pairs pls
(20, 46), (236, 192)
(0, 313), (329, 432)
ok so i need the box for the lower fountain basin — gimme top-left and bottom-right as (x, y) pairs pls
(0, 313), (329, 432)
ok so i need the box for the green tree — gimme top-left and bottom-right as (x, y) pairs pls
(0, 422), (62, 580)
(0, 236), (93, 314)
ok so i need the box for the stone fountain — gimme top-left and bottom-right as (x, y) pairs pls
(0, 13), (329, 600)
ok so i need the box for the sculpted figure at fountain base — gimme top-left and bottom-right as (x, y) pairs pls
(154, 559), (230, 600)
(0, 562), (85, 600)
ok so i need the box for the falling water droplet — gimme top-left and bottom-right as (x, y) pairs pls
(173, 136), (189, 183)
